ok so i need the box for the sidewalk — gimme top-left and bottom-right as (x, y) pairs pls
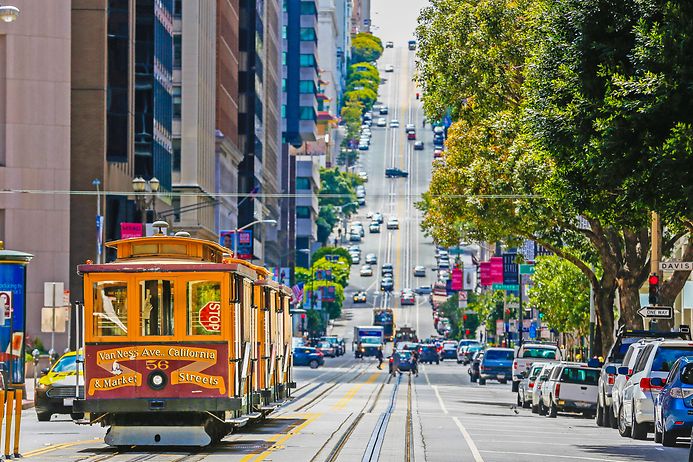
(22, 377), (35, 410)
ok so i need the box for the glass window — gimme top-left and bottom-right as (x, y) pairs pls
(633, 345), (653, 373)
(281, 105), (286, 119)
(173, 86), (182, 118)
(282, 25), (287, 39)
(300, 1), (317, 15)
(93, 281), (128, 337)
(484, 349), (514, 360)
(299, 80), (315, 94)
(282, 52), (286, 66)
(295, 177), (310, 190)
(681, 364), (693, 385)
(51, 355), (76, 373)
(560, 367), (599, 385)
(299, 106), (315, 120)
(187, 281), (222, 335)
(652, 347), (693, 372)
(140, 280), (174, 336)
(299, 54), (316, 67)
(296, 206), (311, 219)
(299, 28), (316, 41)
(173, 35), (182, 69)
(521, 347), (557, 359)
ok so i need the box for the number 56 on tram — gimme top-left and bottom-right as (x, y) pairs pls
(73, 230), (294, 447)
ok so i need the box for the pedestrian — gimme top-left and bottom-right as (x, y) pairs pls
(375, 348), (384, 369)
(357, 342), (364, 359)
(411, 349), (419, 377)
(391, 352), (400, 376)
(422, 117), (426, 128)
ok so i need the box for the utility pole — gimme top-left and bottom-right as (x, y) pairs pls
(650, 211), (662, 330)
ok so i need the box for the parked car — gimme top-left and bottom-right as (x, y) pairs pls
(611, 340), (653, 430)
(352, 291), (367, 303)
(380, 277), (394, 292)
(316, 341), (337, 358)
(419, 344), (440, 364)
(320, 336), (345, 356)
(512, 342), (562, 392)
(293, 347), (324, 369)
(468, 351), (484, 382)
(518, 362), (548, 409)
(433, 148), (444, 158)
(360, 264), (373, 277)
(458, 344), (482, 365)
(441, 341), (458, 361)
(533, 363), (557, 414)
(413, 265), (426, 277)
(479, 348), (514, 385)
(34, 351), (84, 421)
(654, 355), (693, 446)
(387, 218), (400, 229)
(541, 363), (600, 418)
(598, 328), (690, 428)
(381, 263), (394, 276)
(365, 253), (377, 265)
(619, 339), (693, 440)
(385, 64), (394, 73)
(350, 252), (360, 264)
(349, 232), (362, 243)
(414, 141), (424, 150)
(385, 168), (409, 178)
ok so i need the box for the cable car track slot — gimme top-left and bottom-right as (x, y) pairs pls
(361, 373), (401, 462)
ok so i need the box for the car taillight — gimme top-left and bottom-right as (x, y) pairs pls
(513, 361), (518, 369)
(607, 374), (615, 385)
(670, 387), (684, 398)
(419, 348), (423, 353)
(555, 383), (561, 399)
(480, 365), (485, 371)
(639, 377), (662, 392)
(317, 351), (324, 357)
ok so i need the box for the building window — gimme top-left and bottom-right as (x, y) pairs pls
(299, 54), (316, 67)
(281, 105), (286, 119)
(299, 80), (316, 94)
(174, 0), (182, 17)
(296, 206), (311, 219)
(282, 79), (286, 92)
(299, 28), (316, 41)
(173, 35), (182, 69)
(282, 25), (287, 39)
(300, 1), (317, 15)
(295, 177), (311, 190)
(173, 86), (182, 119)
(172, 139), (181, 172)
(299, 106), (315, 120)
(140, 280), (175, 336)
(282, 51), (286, 66)
(172, 196), (181, 222)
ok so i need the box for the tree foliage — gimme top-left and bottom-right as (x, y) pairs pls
(351, 33), (384, 63)
(528, 256), (590, 338)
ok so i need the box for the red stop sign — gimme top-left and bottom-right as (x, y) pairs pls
(199, 301), (221, 332)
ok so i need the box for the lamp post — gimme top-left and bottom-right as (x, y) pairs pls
(233, 219), (277, 260)
(0, 3), (19, 22)
(132, 176), (160, 233)
(92, 179), (102, 264)
(337, 202), (359, 243)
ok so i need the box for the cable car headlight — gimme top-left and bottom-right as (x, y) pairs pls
(148, 371), (167, 390)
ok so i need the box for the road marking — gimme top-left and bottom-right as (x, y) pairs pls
(240, 413), (322, 462)
(453, 417), (484, 462)
(478, 451), (627, 461)
(431, 385), (448, 414)
(333, 372), (381, 411)
(24, 438), (102, 458)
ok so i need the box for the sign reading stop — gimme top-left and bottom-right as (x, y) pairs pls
(198, 301), (221, 332)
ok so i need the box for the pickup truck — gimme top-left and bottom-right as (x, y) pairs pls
(596, 327), (690, 428)
(541, 362), (600, 418)
(512, 343), (561, 392)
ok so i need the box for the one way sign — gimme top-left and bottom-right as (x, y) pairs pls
(637, 305), (673, 319)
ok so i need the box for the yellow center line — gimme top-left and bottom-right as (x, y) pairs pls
(394, 48), (411, 304)
(23, 437), (102, 458)
(332, 372), (382, 411)
(240, 412), (322, 462)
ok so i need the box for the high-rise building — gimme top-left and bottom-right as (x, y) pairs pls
(281, 0), (320, 271)
(70, 0), (173, 315)
(238, 0), (283, 265)
(0, 0), (72, 350)
(169, 1), (217, 240)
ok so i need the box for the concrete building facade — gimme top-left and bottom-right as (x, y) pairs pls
(0, 0), (72, 350)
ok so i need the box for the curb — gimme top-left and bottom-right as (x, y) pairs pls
(22, 400), (34, 410)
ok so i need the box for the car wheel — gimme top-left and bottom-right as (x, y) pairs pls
(70, 412), (84, 420)
(662, 425), (677, 447)
(511, 381), (519, 393)
(309, 360), (319, 369)
(596, 401), (605, 427)
(548, 401), (557, 418)
(607, 405), (617, 429)
(478, 378), (486, 385)
(500, 379), (508, 385)
(631, 402), (648, 440)
(36, 412), (52, 422)
(436, 361), (439, 365)
(618, 404), (631, 438)
(457, 360), (462, 364)
(654, 424), (663, 444)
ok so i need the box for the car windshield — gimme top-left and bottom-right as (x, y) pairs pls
(361, 337), (381, 344)
(485, 350), (514, 360)
(51, 355), (77, 373)
(521, 347), (557, 359)
(530, 365), (544, 378)
(652, 347), (693, 372)
(560, 367), (599, 385)
(614, 338), (640, 361)
(318, 342), (331, 348)
(443, 343), (457, 349)
(375, 312), (393, 322)
(396, 351), (412, 360)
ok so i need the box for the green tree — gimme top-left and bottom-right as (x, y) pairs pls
(340, 100), (364, 142)
(528, 256), (590, 339)
(351, 33), (384, 63)
(312, 247), (352, 266)
(346, 78), (379, 95)
(347, 63), (379, 83)
(344, 88), (378, 110)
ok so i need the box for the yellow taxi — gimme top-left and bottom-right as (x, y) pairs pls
(34, 351), (84, 421)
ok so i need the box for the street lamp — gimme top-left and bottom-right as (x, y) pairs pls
(232, 219), (277, 259)
(0, 4), (19, 23)
(132, 176), (161, 231)
(337, 202), (359, 243)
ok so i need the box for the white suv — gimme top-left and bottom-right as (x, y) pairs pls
(512, 343), (561, 392)
(618, 339), (693, 440)
(609, 340), (652, 430)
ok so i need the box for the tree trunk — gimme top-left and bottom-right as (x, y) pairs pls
(594, 285), (616, 357)
(617, 280), (644, 330)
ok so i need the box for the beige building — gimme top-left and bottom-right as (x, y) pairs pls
(0, 0), (72, 350)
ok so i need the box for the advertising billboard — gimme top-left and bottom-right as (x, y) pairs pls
(219, 230), (254, 260)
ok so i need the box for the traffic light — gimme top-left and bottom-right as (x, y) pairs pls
(648, 273), (660, 305)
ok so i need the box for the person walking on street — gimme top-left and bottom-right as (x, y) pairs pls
(412, 349), (419, 377)
(375, 348), (384, 369)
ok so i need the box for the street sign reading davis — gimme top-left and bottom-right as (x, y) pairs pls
(659, 261), (693, 271)
(637, 305), (673, 319)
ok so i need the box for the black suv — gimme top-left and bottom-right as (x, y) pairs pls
(385, 168), (409, 178)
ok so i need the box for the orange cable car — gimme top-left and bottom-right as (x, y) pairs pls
(73, 229), (294, 447)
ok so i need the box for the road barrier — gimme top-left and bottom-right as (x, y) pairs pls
(0, 389), (23, 458)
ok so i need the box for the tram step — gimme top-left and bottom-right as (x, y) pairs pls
(247, 412), (263, 421)
(74, 419), (91, 425)
(260, 405), (277, 413)
(225, 416), (249, 427)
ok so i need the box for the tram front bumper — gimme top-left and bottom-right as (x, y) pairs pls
(74, 397), (243, 413)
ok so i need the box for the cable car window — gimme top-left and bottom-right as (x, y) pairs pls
(140, 280), (175, 336)
(187, 281), (222, 335)
(93, 281), (128, 336)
